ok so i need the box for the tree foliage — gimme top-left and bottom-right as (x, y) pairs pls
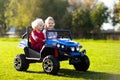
(0, 0), (9, 36)
(5, 0), (68, 29)
(63, 1), (110, 38)
(0, 0), (111, 38)
(5, 0), (37, 28)
(36, 0), (68, 28)
(72, 9), (93, 38)
(112, 1), (120, 25)
(0, 0), (8, 24)
(90, 3), (109, 31)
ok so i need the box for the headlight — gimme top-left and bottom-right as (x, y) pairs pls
(57, 44), (60, 48)
(61, 45), (65, 48)
(71, 47), (75, 51)
(76, 47), (80, 51)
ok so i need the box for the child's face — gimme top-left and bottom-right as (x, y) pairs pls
(46, 20), (55, 30)
(36, 24), (44, 31)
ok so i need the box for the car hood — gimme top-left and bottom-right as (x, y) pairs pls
(46, 38), (79, 47)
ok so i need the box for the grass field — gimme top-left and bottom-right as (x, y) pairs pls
(0, 38), (120, 80)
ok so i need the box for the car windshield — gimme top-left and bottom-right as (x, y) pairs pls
(46, 30), (72, 40)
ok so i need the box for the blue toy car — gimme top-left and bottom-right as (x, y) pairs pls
(14, 26), (90, 74)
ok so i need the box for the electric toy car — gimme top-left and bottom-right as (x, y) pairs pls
(14, 26), (90, 74)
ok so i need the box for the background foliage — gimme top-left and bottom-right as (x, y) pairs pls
(0, 0), (119, 38)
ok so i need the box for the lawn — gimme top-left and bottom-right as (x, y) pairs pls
(0, 38), (120, 80)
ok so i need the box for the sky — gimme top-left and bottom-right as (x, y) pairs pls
(98, 0), (119, 9)
(98, 0), (120, 30)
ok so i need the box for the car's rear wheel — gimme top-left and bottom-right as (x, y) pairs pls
(42, 55), (60, 75)
(73, 55), (90, 71)
(14, 54), (29, 71)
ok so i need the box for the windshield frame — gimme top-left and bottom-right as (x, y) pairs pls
(46, 30), (73, 40)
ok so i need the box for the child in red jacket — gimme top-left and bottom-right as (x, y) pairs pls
(30, 18), (45, 51)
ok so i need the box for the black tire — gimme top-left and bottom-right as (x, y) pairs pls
(73, 55), (90, 71)
(42, 55), (60, 75)
(14, 54), (29, 71)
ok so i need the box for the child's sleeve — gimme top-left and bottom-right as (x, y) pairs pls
(31, 31), (38, 41)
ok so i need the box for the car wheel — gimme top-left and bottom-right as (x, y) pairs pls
(73, 55), (90, 71)
(42, 55), (60, 75)
(14, 54), (29, 71)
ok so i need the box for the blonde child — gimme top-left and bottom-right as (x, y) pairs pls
(43, 16), (57, 39)
(30, 18), (45, 51)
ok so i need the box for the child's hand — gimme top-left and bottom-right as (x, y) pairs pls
(53, 36), (57, 39)
(43, 39), (46, 42)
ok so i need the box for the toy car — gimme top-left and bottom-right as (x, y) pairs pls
(14, 26), (90, 74)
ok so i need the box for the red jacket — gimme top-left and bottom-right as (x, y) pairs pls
(30, 30), (45, 51)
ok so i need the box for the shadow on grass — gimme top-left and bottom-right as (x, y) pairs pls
(57, 69), (120, 80)
(25, 71), (45, 74)
(24, 69), (120, 80)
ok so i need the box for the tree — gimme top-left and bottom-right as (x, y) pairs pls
(37, 0), (68, 28)
(5, 0), (37, 29)
(61, 12), (73, 30)
(90, 3), (109, 31)
(65, 1), (109, 38)
(112, 1), (120, 25)
(5, 0), (68, 29)
(0, 0), (8, 24)
(72, 8), (93, 38)
(0, 0), (9, 36)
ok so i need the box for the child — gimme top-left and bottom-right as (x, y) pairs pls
(30, 18), (45, 51)
(43, 16), (57, 39)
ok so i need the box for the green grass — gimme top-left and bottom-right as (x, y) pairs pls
(0, 38), (120, 80)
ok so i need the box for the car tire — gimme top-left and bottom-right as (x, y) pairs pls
(42, 55), (60, 75)
(14, 54), (29, 71)
(73, 55), (90, 71)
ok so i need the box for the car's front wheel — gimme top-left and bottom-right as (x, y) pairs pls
(14, 54), (29, 71)
(42, 55), (60, 74)
(73, 55), (90, 71)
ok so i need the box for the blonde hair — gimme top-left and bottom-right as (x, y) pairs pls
(31, 18), (44, 29)
(45, 16), (55, 29)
